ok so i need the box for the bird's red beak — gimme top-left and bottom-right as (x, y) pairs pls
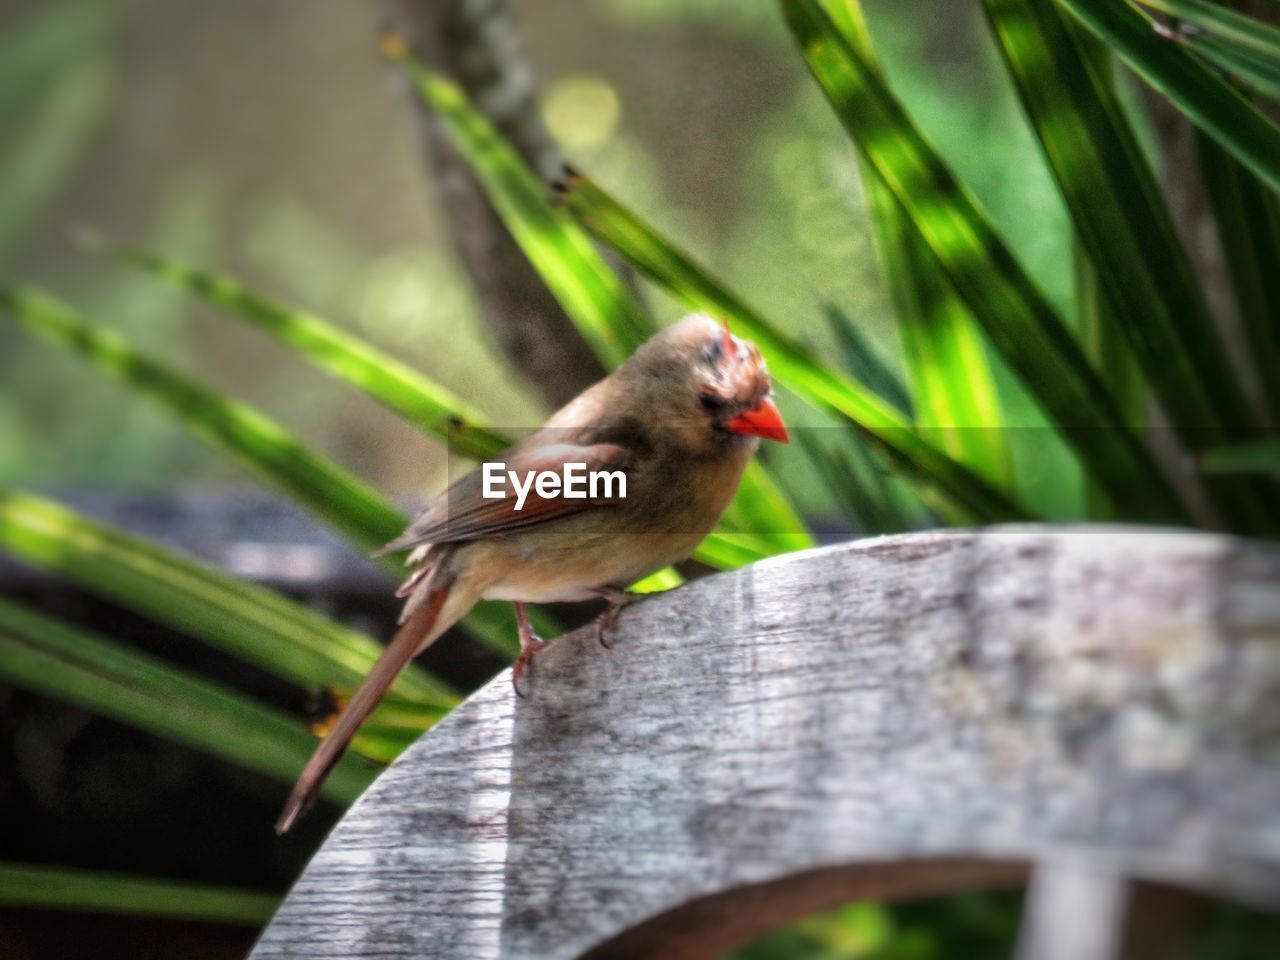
(726, 397), (789, 443)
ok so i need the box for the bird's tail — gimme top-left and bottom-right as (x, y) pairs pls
(274, 570), (468, 834)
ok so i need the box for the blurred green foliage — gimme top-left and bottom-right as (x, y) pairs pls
(0, 0), (1079, 518)
(737, 894), (1022, 960)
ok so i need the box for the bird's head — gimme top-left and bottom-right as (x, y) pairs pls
(625, 313), (788, 454)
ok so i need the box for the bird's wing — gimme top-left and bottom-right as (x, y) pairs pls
(379, 442), (632, 552)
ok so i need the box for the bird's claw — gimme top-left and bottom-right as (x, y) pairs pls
(594, 609), (617, 650)
(512, 656), (531, 698)
(594, 589), (636, 650)
(512, 632), (547, 698)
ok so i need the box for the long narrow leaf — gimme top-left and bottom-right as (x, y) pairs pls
(1, 285), (407, 549)
(0, 599), (379, 802)
(1072, 22), (1147, 436)
(687, 532), (783, 569)
(0, 863), (279, 925)
(797, 429), (917, 534)
(0, 489), (453, 703)
(1200, 438), (1280, 475)
(1190, 33), (1280, 103)
(0, 285), (521, 656)
(724, 463), (815, 551)
(825, 0), (1011, 488)
(554, 173), (1033, 523)
(1137, 0), (1280, 61)
(629, 565), (684, 593)
(869, 187), (1011, 485)
(1196, 130), (1280, 424)
(75, 236), (509, 461)
(981, 0), (1253, 447)
(822, 305), (912, 417)
(1074, 27), (1143, 520)
(778, 0), (1186, 523)
(1059, 0), (1280, 193)
(1078, 250), (1143, 520)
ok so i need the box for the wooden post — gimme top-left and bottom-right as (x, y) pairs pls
(251, 527), (1280, 959)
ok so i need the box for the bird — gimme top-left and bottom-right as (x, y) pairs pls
(275, 313), (788, 833)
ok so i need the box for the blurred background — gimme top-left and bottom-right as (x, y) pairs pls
(2, 1), (1277, 958)
(0, 0), (1074, 505)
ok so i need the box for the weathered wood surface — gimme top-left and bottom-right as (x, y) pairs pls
(251, 527), (1280, 959)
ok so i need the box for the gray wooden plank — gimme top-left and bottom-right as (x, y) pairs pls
(252, 527), (1280, 959)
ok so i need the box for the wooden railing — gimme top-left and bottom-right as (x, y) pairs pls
(249, 527), (1280, 959)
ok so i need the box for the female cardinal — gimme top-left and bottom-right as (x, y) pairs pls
(276, 314), (788, 833)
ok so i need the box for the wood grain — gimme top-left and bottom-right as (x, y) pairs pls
(251, 527), (1280, 959)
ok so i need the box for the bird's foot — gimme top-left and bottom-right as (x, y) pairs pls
(512, 634), (550, 699)
(593, 587), (637, 650)
(513, 600), (548, 698)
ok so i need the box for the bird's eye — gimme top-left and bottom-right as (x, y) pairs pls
(703, 337), (723, 364)
(700, 393), (727, 412)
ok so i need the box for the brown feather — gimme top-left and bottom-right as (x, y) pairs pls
(276, 574), (459, 834)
